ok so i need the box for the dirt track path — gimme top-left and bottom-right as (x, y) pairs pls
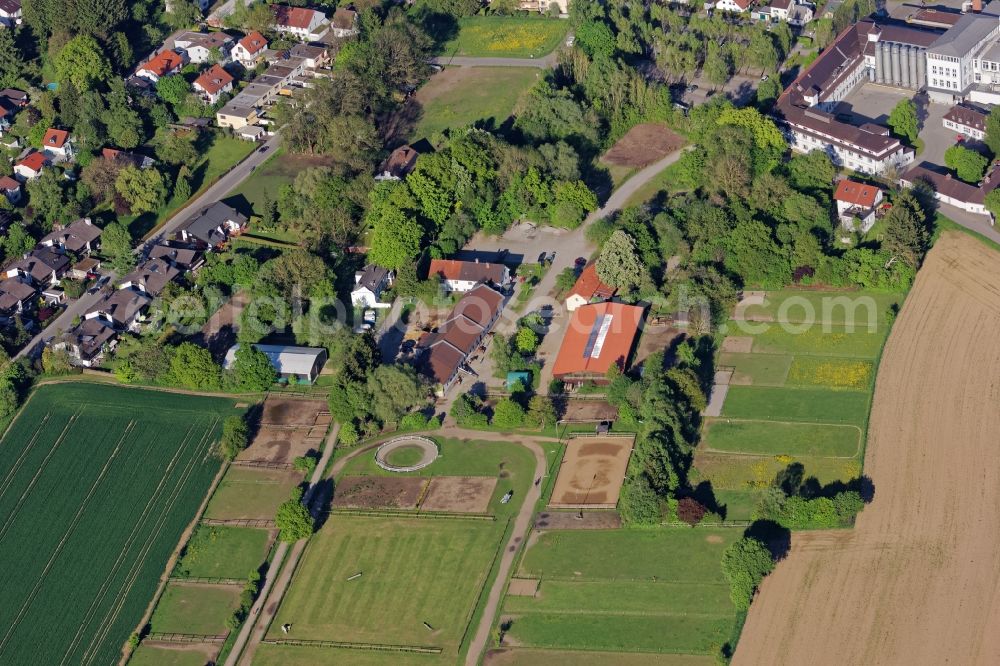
(226, 422), (340, 666)
(734, 232), (1000, 665)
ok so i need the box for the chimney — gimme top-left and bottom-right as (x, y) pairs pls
(974, 0), (982, 12)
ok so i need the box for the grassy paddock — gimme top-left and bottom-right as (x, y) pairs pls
(204, 467), (304, 521)
(734, 322), (887, 359)
(414, 67), (540, 142)
(735, 290), (902, 326)
(174, 526), (271, 579)
(721, 386), (870, 425)
(720, 352), (793, 386)
(442, 16), (568, 58)
(703, 419), (861, 458)
(485, 649), (715, 665)
(0, 383), (241, 665)
(270, 515), (503, 653)
(693, 451), (862, 492)
(129, 644), (219, 666)
(253, 645), (443, 665)
(149, 583), (242, 635)
(505, 529), (737, 655)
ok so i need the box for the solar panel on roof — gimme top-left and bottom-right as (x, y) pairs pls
(583, 314), (614, 359)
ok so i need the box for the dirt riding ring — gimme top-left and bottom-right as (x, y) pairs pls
(375, 436), (439, 472)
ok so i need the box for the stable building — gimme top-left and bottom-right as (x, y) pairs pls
(224, 343), (328, 384)
(564, 262), (614, 312)
(551, 301), (646, 388)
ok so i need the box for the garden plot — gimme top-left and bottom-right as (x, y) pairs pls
(421, 476), (498, 513)
(697, 290), (899, 520)
(601, 123), (685, 168)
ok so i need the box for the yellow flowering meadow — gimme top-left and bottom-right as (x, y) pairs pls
(788, 358), (873, 390)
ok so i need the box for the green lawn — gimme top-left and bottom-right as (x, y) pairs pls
(174, 526), (271, 579)
(693, 451), (862, 494)
(721, 386), (870, 425)
(737, 322), (887, 359)
(204, 467), (304, 521)
(513, 262), (549, 313)
(414, 67), (540, 142)
(149, 583), (242, 635)
(720, 352), (792, 386)
(0, 383), (241, 665)
(223, 148), (334, 218)
(622, 158), (692, 209)
(505, 529), (737, 655)
(442, 16), (568, 58)
(254, 645), (444, 666)
(385, 444), (428, 468)
(703, 420), (861, 457)
(270, 515), (502, 652)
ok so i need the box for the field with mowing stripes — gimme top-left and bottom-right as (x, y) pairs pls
(271, 515), (503, 652)
(502, 529), (738, 655)
(0, 383), (241, 665)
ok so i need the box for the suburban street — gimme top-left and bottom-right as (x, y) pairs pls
(14, 282), (112, 360)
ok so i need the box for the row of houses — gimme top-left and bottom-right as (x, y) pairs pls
(0, 218), (102, 321)
(54, 202), (248, 366)
(216, 43), (330, 134)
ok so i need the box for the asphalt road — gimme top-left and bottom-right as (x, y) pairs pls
(140, 132), (281, 253)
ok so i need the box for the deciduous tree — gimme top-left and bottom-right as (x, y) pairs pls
(596, 230), (644, 295)
(721, 537), (775, 610)
(115, 166), (166, 214)
(887, 98), (918, 144)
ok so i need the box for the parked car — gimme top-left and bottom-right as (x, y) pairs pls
(575, 257), (587, 267)
(363, 309), (376, 324)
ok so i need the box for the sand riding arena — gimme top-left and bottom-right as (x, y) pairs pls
(549, 436), (635, 509)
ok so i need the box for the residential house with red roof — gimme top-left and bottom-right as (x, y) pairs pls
(193, 64), (235, 104)
(428, 258), (510, 293)
(833, 179), (884, 233)
(715, 0), (753, 13)
(564, 262), (615, 312)
(233, 30), (268, 68)
(271, 4), (330, 41)
(375, 145), (419, 181)
(135, 49), (185, 83)
(41, 128), (73, 162)
(101, 147), (156, 170)
(13, 151), (46, 181)
(552, 301), (646, 387)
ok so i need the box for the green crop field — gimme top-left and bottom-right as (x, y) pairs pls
(174, 526), (272, 579)
(504, 529), (737, 655)
(254, 644), (444, 666)
(270, 515), (503, 653)
(0, 383), (241, 666)
(485, 649), (715, 666)
(442, 17), (568, 58)
(149, 583), (242, 635)
(204, 467), (303, 521)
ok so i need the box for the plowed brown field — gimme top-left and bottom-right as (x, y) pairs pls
(734, 232), (1000, 665)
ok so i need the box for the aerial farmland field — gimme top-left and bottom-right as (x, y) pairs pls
(735, 232), (1000, 664)
(0, 383), (241, 666)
